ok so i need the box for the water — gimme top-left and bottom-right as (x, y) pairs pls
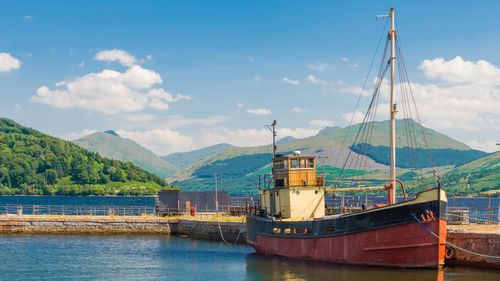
(0, 234), (497, 281)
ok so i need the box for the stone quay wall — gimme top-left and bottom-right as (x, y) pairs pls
(446, 231), (500, 269)
(173, 219), (246, 243)
(0, 215), (172, 234)
(0, 215), (246, 243)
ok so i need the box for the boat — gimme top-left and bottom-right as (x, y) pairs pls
(246, 8), (447, 268)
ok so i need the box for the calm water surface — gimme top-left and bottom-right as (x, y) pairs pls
(0, 234), (497, 281)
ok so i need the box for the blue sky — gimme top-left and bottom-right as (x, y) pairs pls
(0, 0), (499, 154)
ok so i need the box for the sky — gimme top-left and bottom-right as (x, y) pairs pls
(0, 0), (499, 155)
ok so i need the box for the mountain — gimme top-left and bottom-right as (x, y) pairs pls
(0, 118), (174, 195)
(173, 119), (486, 195)
(276, 136), (297, 144)
(184, 119), (477, 171)
(162, 143), (234, 170)
(74, 131), (177, 178)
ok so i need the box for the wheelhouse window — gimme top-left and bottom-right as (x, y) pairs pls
(291, 159), (298, 168)
(309, 158), (315, 168)
(274, 160), (285, 170)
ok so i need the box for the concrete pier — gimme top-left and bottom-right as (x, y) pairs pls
(0, 215), (173, 234)
(446, 224), (500, 269)
(0, 215), (245, 243)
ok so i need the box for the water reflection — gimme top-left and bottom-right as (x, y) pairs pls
(0, 234), (497, 281)
(245, 253), (498, 281)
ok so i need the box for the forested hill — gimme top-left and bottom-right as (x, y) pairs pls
(74, 131), (177, 178)
(0, 118), (175, 195)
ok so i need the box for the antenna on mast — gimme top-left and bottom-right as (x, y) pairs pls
(375, 14), (389, 20)
(266, 120), (277, 158)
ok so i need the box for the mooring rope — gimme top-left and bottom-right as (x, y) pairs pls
(186, 220), (200, 237)
(411, 214), (500, 260)
(217, 219), (243, 245)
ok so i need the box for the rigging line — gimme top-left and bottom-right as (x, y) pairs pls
(396, 49), (419, 175)
(333, 18), (389, 169)
(354, 51), (388, 175)
(360, 78), (383, 177)
(398, 61), (421, 189)
(396, 41), (424, 178)
(398, 52), (422, 174)
(397, 37), (436, 169)
(340, 38), (390, 182)
(397, 61), (421, 188)
(337, 63), (390, 183)
(351, 59), (388, 177)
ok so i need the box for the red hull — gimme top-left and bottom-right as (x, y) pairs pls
(249, 219), (446, 268)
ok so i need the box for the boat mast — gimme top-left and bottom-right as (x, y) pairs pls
(268, 120), (277, 158)
(389, 8), (397, 204)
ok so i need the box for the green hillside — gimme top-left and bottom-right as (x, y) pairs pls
(0, 118), (176, 195)
(74, 131), (177, 178)
(440, 151), (500, 194)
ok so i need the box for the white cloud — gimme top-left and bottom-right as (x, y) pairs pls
(419, 56), (500, 86)
(122, 114), (155, 122)
(148, 88), (191, 110)
(341, 57), (359, 68)
(237, 102), (244, 108)
(337, 86), (365, 95)
(146, 54), (153, 61)
(0, 52), (21, 72)
(282, 77), (300, 85)
(342, 111), (365, 124)
(160, 115), (228, 129)
(247, 108), (271, 115)
(33, 51), (189, 114)
(408, 57), (500, 132)
(79, 61), (85, 68)
(407, 82), (500, 131)
(94, 49), (137, 67)
(117, 128), (195, 155)
(466, 140), (499, 153)
(309, 119), (334, 127)
(307, 62), (329, 72)
(254, 74), (263, 82)
(293, 106), (304, 113)
(23, 15), (32, 21)
(306, 74), (326, 85)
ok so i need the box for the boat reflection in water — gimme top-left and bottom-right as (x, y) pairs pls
(245, 253), (499, 281)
